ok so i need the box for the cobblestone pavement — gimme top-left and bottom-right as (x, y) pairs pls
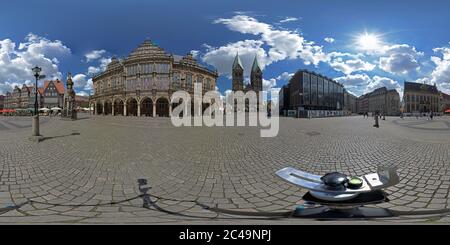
(0, 114), (450, 224)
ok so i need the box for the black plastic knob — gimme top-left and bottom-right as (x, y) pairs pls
(321, 172), (348, 188)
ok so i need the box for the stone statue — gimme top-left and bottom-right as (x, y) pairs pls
(62, 73), (77, 120)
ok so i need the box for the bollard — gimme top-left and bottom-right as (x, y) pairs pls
(373, 114), (379, 128)
(29, 115), (44, 142)
(32, 115), (40, 136)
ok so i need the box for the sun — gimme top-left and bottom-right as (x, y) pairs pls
(357, 32), (382, 51)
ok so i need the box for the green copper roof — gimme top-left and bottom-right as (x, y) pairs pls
(251, 55), (261, 72)
(232, 53), (243, 69)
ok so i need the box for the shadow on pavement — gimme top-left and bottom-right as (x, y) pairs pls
(41, 132), (80, 142)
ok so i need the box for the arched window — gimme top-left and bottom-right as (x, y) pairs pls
(186, 73), (192, 89)
(172, 72), (180, 90)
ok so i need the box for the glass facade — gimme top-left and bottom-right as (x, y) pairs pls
(324, 79), (329, 107)
(290, 71), (345, 111)
(303, 73), (310, 105)
(318, 77), (323, 106)
(311, 75), (318, 105)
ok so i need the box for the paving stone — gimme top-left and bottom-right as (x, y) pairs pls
(0, 115), (449, 224)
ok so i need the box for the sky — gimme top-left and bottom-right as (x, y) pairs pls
(1, 0), (450, 99)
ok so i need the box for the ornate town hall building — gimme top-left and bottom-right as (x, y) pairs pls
(90, 40), (218, 117)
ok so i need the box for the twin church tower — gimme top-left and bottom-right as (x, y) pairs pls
(231, 53), (263, 93)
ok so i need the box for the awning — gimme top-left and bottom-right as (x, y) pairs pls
(0, 109), (16, 113)
(51, 107), (62, 111)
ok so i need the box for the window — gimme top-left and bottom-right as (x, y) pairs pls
(303, 73), (310, 105)
(324, 79), (329, 107)
(142, 77), (151, 90)
(186, 73), (192, 89)
(206, 78), (211, 90)
(141, 64), (152, 74)
(197, 75), (203, 88)
(127, 65), (138, 76)
(318, 77), (323, 106)
(311, 75), (318, 106)
(126, 79), (136, 91)
(155, 63), (169, 73)
(156, 74), (169, 82)
(330, 82), (335, 108)
(172, 72), (180, 90)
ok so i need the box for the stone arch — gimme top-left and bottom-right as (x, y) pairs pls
(96, 102), (103, 115)
(114, 98), (124, 116)
(126, 97), (138, 116)
(140, 97), (153, 117)
(104, 100), (112, 115)
(156, 97), (169, 117)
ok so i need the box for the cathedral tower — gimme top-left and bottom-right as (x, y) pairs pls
(232, 53), (244, 91)
(250, 55), (262, 92)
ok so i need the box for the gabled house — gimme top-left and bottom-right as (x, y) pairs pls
(41, 79), (65, 108)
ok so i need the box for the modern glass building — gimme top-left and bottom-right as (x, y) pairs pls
(284, 69), (344, 117)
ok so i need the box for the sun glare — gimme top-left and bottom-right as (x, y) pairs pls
(357, 32), (382, 51)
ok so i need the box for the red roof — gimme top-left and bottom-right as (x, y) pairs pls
(41, 79), (65, 95)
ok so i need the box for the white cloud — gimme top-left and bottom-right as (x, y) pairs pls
(379, 53), (420, 75)
(263, 78), (277, 91)
(0, 33), (70, 95)
(202, 39), (267, 77)
(276, 72), (294, 81)
(365, 76), (402, 96)
(87, 57), (111, 75)
(76, 91), (89, 97)
(84, 78), (93, 91)
(324, 37), (335, 43)
(279, 17), (299, 23)
(85, 49), (106, 62)
(377, 44), (423, 75)
(72, 74), (88, 89)
(330, 58), (375, 75)
(87, 66), (101, 75)
(202, 15), (328, 76)
(190, 50), (199, 59)
(335, 74), (402, 97)
(430, 45), (450, 93)
(336, 73), (371, 87)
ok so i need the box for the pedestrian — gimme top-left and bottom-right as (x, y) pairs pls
(430, 111), (434, 120)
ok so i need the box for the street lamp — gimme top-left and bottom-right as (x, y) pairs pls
(30, 66), (45, 142)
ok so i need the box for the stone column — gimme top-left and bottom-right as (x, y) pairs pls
(137, 102), (141, 117)
(124, 102), (127, 116)
(102, 102), (105, 116)
(169, 103), (172, 116)
(112, 101), (115, 116)
(153, 103), (156, 117)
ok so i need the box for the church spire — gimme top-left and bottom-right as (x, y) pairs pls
(232, 52), (243, 70)
(250, 54), (263, 92)
(251, 54), (261, 73)
(232, 52), (244, 91)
